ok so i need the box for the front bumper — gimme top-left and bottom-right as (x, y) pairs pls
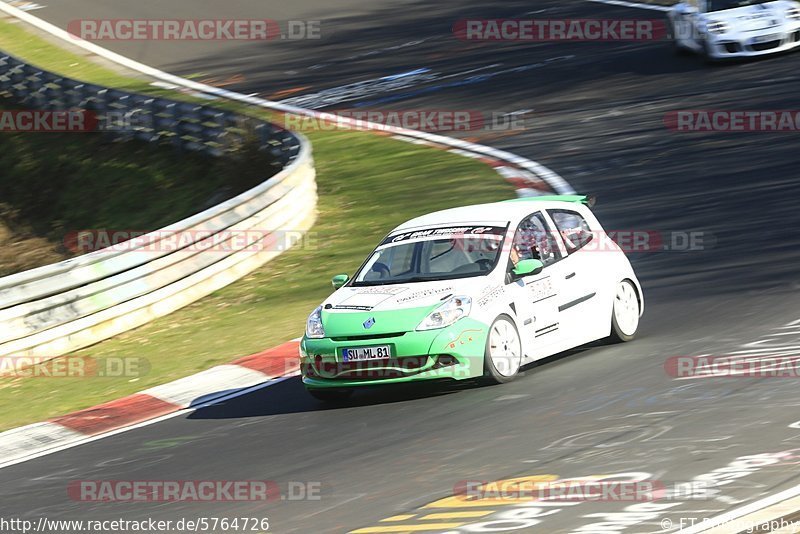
(708, 26), (800, 58)
(300, 318), (488, 389)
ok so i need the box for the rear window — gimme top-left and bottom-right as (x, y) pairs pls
(549, 210), (593, 254)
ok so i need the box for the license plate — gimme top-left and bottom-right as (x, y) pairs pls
(342, 345), (391, 362)
(752, 34), (780, 44)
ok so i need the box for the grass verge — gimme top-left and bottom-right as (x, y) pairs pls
(0, 19), (278, 275)
(0, 114), (271, 275)
(0, 16), (515, 431)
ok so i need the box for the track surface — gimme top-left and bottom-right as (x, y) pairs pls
(4, 1), (800, 532)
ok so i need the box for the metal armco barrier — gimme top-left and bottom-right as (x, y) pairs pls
(0, 52), (316, 362)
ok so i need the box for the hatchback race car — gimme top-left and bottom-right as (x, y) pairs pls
(668, 0), (800, 60)
(300, 195), (644, 401)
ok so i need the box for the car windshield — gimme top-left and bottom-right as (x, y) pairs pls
(706, 0), (774, 12)
(351, 225), (508, 286)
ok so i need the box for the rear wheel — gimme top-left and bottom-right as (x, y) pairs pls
(610, 280), (640, 343)
(483, 315), (522, 384)
(307, 388), (353, 402)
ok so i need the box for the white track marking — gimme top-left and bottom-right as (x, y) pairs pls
(5, 1), (46, 11)
(141, 364), (276, 408)
(584, 0), (672, 12)
(0, 373), (297, 471)
(0, 423), (84, 465)
(678, 489), (800, 533)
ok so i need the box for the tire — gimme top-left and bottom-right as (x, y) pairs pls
(307, 388), (353, 402)
(702, 39), (717, 64)
(483, 315), (522, 384)
(609, 280), (641, 343)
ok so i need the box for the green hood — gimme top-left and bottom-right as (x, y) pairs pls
(321, 305), (437, 337)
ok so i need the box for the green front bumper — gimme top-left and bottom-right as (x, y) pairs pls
(300, 318), (488, 389)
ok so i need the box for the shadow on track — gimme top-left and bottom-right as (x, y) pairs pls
(187, 343), (600, 420)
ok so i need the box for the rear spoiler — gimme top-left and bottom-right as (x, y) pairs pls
(504, 194), (597, 207)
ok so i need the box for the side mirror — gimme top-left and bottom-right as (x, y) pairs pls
(677, 3), (699, 15)
(331, 274), (349, 289)
(512, 259), (544, 278)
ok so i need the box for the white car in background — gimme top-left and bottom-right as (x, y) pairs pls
(300, 196), (644, 400)
(669, 0), (800, 60)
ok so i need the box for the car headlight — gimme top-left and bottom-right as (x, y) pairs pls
(306, 306), (325, 338)
(706, 20), (729, 34)
(788, 6), (800, 20)
(416, 296), (472, 331)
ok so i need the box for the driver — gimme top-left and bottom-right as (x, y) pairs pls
(511, 222), (548, 266)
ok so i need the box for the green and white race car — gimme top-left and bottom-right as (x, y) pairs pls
(300, 195), (643, 400)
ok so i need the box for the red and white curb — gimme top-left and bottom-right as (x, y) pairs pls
(0, 341), (301, 469)
(0, 2), (565, 469)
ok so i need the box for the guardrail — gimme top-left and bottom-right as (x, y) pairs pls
(0, 54), (297, 161)
(0, 52), (316, 363)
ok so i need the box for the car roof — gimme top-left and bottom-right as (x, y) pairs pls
(391, 195), (592, 233)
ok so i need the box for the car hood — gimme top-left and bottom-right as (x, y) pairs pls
(703, 2), (795, 30)
(319, 280), (480, 337)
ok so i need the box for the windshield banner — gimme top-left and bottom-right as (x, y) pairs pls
(379, 225), (507, 247)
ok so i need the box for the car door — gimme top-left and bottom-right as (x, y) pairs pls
(506, 210), (563, 360)
(546, 208), (608, 345)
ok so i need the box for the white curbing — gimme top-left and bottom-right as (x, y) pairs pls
(495, 166), (526, 179)
(0, 422), (85, 465)
(676, 484), (800, 533)
(0, 374), (299, 470)
(140, 365), (277, 409)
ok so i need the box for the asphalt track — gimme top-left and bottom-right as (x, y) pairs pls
(3, 1), (800, 532)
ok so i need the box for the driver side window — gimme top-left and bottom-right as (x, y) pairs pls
(510, 211), (561, 270)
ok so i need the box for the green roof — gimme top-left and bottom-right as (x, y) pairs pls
(504, 194), (593, 205)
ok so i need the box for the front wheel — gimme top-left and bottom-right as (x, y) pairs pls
(609, 280), (640, 343)
(307, 388), (353, 402)
(483, 315), (522, 384)
(702, 39), (717, 64)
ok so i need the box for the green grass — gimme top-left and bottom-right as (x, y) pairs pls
(0, 18), (168, 93)
(0, 17), (515, 431)
(0, 18), (278, 275)
(0, 115), (273, 275)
